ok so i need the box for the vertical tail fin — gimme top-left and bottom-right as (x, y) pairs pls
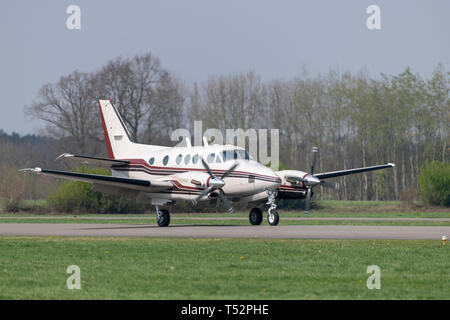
(98, 99), (134, 159)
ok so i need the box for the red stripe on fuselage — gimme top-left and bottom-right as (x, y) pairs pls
(169, 180), (204, 191)
(119, 158), (281, 182)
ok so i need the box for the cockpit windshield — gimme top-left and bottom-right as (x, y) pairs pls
(221, 149), (253, 162)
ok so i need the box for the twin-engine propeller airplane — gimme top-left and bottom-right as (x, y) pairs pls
(21, 99), (395, 227)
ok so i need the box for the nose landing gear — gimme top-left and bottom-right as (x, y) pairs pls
(267, 207), (279, 226)
(266, 189), (279, 226)
(248, 190), (280, 226)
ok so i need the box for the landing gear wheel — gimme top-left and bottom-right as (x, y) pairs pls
(267, 208), (279, 226)
(156, 209), (170, 227)
(249, 208), (263, 225)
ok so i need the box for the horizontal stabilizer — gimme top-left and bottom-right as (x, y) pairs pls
(56, 153), (129, 167)
(19, 168), (172, 192)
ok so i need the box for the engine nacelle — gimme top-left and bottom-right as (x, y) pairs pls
(275, 170), (309, 199)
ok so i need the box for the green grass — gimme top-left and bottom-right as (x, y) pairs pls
(0, 237), (448, 299)
(1, 199), (448, 227)
(1, 208), (450, 219)
(1, 217), (450, 226)
(2, 199), (448, 216)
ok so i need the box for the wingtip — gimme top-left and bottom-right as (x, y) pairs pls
(18, 167), (42, 173)
(388, 163), (396, 167)
(55, 153), (74, 161)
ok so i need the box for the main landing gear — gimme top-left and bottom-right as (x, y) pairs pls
(156, 206), (170, 227)
(249, 208), (263, 225)
(248, 190), (279, 226)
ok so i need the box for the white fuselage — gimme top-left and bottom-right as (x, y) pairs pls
(111, 144), (282, 203)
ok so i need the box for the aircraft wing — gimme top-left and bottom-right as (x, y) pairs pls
(314, 163), (395, 180)
(55, 153), (129, 168)
(19, 167), (172, 192)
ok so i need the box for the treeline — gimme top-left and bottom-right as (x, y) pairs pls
(2, 52), (448, 208)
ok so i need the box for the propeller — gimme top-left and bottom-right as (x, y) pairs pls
(288, 147), (339, 214)
(306, 147), (340, 214)
(304, 187), (313, 213)
(311, 146), (318, 175)
(192, 158), (238, 212)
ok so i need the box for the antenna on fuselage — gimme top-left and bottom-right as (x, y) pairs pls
(202, 137), (209, 147)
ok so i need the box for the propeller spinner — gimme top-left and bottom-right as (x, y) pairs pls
(192, 158), (238, 212)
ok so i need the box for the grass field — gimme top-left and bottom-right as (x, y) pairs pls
(1, 216), (450, 226)
(0, 237), (448, 299)
(3, 199), (449, 215)
(1, 201), (448, 299)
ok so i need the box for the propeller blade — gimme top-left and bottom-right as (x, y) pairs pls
(321, 180), (339, 190)
(201, 158), (214, 178)
(311, 147), (318, 175)
(304, 188), (312, 214)
(218, 189), (233, 213)
(193, 186), (214, 204)
(221, 161), (239, 179)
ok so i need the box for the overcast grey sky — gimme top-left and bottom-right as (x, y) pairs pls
(1, 0), (449, 135)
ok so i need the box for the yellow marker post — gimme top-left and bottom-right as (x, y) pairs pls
(442, 236), (447, 246)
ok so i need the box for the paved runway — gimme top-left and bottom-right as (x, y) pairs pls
(0, 223), (449, 239)
(2, 216), (450, 221)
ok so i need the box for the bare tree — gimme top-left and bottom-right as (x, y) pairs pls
(25, 71), (100, 154)
(142, 72), (187, 145)
(0, 163), (27, 212)
(94, 53), (167, 142)
(198, 70), (265, 131)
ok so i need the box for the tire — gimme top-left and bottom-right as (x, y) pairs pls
(267, 208), (279, 226)
(249, 208), (263, 225)
(156, 209), (170, 227)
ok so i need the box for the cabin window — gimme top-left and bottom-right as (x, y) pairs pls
(222, 150), (230, 162)
(222, 149), (252, 161)
(207, 153), (216, 163)
(184, 154), (191, 165)
(236, 149), (252, 160)
(163, 155), (169, 166)
(176, 154), (182, 165)
(215, 154), (222, 163)
(222, 150), (238, 162)
(192, 154), (199, 164)
(149, 157), (155, 165)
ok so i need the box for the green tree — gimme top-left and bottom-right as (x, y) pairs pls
(418, 161), (450, 206)
(46, 167), (146, 213)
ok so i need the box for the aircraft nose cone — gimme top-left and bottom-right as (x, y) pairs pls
(270, 179), (281, 189)
(273, 176), (282, 185)
(265, 175), (282, 190)
(262, 167), (282, 188)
